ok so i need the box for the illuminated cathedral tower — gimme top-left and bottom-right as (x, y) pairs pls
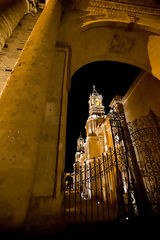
(89, 85), (105, 117)
(74, 133), (86, 185)
(75, 133), (85, 164)
(85, 86), (106, 159)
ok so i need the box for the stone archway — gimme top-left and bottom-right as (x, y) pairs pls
(31, 14), (160, 220)
(37, 3), (160, 223)
(58, 0), (160, 80)
(1, 0), (160, 230)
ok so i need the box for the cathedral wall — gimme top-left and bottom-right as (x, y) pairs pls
(87, 136), (100, 159)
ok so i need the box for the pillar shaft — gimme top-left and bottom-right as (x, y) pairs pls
(0, 0), (62, 229)
(0, 0), (28, 51)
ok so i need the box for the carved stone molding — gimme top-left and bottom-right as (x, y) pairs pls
(73, 0), (160, 17)
(109, 32), (135, 55)
(51, 41), (71, 198)
(70, 0), (160, 31)
(127, 110), (160, 151)
(56, 41), (72, 91)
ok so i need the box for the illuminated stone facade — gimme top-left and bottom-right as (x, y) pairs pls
(73, 88), (123, 207)
(73, 85), (160, 215)
(74, 86), (117, 168)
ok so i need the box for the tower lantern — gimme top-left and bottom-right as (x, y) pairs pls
(89, 85), (105, 116)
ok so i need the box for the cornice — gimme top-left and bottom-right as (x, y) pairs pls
(73, 0), (160, 17)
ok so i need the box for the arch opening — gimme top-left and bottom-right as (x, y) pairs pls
(64, 60), (160, 221)
(65, 60), (141, 172)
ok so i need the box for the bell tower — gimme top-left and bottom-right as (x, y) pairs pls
(89, 85), (105, 117)
(77, 133), (85, 153)
(85, 86), (105, 159)
(86, 86), (105, 137)
(75, 133), (85, 164)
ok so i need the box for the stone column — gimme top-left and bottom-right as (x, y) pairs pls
(0, 0), (28, 51)
(0, 0), (62, 229)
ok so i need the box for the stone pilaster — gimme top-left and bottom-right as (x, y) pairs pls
(0, 0), (62, 229)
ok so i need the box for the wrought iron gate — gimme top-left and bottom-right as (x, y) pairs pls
(64, 110), (160, 222)
(64, 152), (129, 222)
(64, 121), (137, 222)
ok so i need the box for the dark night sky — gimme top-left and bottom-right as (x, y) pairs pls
(65, 61), (141, 172)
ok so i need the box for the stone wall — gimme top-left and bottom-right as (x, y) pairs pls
(122, 71), (160, 122)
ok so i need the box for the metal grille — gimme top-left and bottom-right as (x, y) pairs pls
(64, 110), (160, 222)
(64, 147), (137, 222)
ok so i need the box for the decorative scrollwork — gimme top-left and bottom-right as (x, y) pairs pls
(127, 111), (160, 206)
(127, 111), (160, 151)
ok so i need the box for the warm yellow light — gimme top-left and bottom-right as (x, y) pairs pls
(95, 98), (100, 105)
(91, 98), (94, 105)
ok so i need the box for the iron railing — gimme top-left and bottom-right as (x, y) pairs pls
(64, 111), (160, 222)
(64, 147), (137, 222)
